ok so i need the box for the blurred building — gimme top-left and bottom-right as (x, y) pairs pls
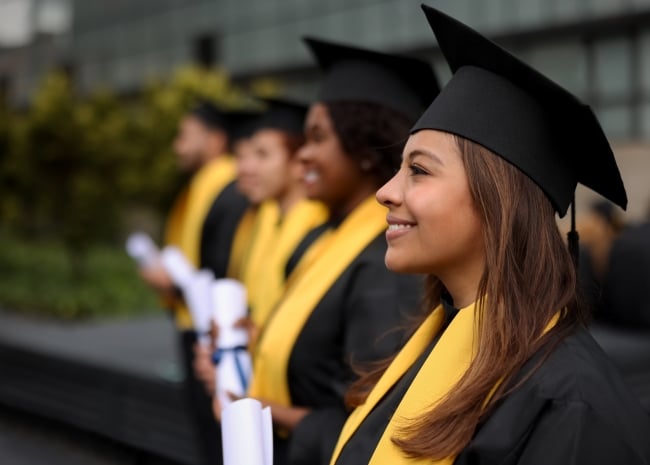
(2, 0), (649, 138)
(1, 0), (649, 214)
(0, 0), (71, 102)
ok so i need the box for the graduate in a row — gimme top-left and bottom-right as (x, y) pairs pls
(235, 98), (328, 329)
(192, 98), (327, 393)
(330, 5), (650, 464)
(220, 38), (440, 465)
(139, 101), (251, 465)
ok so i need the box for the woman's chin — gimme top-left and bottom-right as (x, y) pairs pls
(384, 255), (412, 274)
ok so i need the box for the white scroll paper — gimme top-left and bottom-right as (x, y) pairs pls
(159, 245), (196, 290)
(125, 232), (160, 269)
(221, 398), (273, 465)
(212, 279), (251, 407)
(183, 269), (215, 344)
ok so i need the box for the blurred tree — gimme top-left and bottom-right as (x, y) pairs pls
(0, 65), (279, 280)
(0, 65), (281, 318)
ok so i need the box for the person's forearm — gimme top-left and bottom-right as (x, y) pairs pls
(261, 400), (310, 431)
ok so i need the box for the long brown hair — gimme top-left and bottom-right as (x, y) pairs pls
(348, 135), (586, 460)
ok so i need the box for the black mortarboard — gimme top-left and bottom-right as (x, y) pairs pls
(303, 37), (440, 121)
(226, 109), (263, 142)
(255, 97), (308, 136)
(190, 100), (229, 131)
(413, 5), (627, 216)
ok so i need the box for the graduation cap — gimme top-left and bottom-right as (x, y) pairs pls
(303, 37), (440, 120)
(189, 100), (229, 131)
(413, 4), (627, 218)
(255, 97), (308, 136)
(226, 109), (263, 142)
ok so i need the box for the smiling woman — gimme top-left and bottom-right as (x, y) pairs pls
(380, 132), (484, 305)
(242, 38), (440, 465)
(299, 101), (411, 220)
(237, 98), (328, 328)
(330, 5), (650, 465)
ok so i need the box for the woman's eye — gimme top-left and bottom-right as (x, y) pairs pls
(408, 164), (427, 176)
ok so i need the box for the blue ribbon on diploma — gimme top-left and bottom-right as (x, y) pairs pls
(212, 346), (249, 392)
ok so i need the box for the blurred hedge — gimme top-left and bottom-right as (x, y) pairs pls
(0, 229), (160, 319)
(0, 65), (279, 319)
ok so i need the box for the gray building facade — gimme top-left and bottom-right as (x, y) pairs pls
(2, 0), (650, 215)
(3, 0), (650, 141)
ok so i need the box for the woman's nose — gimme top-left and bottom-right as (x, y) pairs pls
(297, 143), (313, 163)
(376, 171), (401, 207)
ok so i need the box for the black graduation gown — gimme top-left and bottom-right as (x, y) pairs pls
(336, 326), (650, 465)
(283, 233), (423, 465)
(199, 180), (249, 278)
(181, 180), (247, 465)
(602, 221), (650, 328)
(456, 328), (650, 464)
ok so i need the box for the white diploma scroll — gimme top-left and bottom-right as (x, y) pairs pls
(125, 232), (160, 269)
(159, 245), (196, 290)
(221, 398), (273, 465)
(212, 279), (251, 407)
(183, 269), (215, 344)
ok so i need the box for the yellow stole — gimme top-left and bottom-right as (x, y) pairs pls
(330, 304), (472, 464)
(239, 200), (281, 315)
(248, 196), (387, 406)
(164, 156), (236, 329)
(247, 200), (328, 328)
(330, 305), (560, 465)
(226, 206), (258, 280)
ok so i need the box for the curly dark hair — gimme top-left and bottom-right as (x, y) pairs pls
(324, 101), (414, 186)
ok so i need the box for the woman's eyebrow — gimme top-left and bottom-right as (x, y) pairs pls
(406, 149), (444, 166)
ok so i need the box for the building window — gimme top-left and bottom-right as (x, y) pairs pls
(587, 32), (644, 141)
(593, 36), (631, 100)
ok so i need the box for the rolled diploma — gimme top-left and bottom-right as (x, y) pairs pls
(221, 398), (273, 465)
(183, 269), (214, 344)
(212, 279), (250, 405)
(125, 232), (160, 268)
(160, 245), (196, 289)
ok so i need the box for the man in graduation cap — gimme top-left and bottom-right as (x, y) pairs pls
(329, 5), (650, 465)
(140, 99), (249, 465)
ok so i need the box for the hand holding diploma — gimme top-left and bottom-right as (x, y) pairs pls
(184, 269), (215, 344)
(159, 245), (196, 290)
(127, 232), (177, 295)
(211, 279), (250, 408)
(125, 232), (160, 269)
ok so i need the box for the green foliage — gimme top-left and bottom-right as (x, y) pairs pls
(0, 64), (281, 319)
(0, 230), (160, 320)
(1, 65), (272, 243)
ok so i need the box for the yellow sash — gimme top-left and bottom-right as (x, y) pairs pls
(248, 196), (387, 406)
(164, 156), (237, 329)
(226, 206), (258, 280)
(247, 200), (328, 328)
(240, 200), (281, 315)
(331, 305), (560, 465)
(329, 303), (472, 464)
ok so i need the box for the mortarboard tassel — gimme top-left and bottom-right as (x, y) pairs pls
(567, 195), (580, 269)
